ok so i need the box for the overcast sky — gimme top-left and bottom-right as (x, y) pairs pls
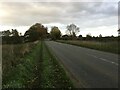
(0, 0), (119, 36)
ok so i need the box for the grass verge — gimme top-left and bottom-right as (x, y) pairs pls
(40, 41), (74, 88)
(2, 42), (41, 88)
(3, 41), (74, 88)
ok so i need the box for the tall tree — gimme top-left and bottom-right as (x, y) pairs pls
(24, 23), (48, 42)
(66, 24), (80, 37)
(50, 26), (61, 40)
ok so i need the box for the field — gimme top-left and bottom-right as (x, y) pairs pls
(2, 41), (73, 88)
(57, 40), (119, 54)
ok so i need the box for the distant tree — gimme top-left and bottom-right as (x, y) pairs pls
(50, 26), (61, 40)
(86, 33), (92, 40)
(11, 29), (22, 44)
(62, 34), (69, 38)
(78, 35), (82, 38)
(118, 29), (120, 35)
(86, 33), (92, 38)
(62, 34), (69, 40)
(66, 23), (80, 37)
(2, 29), (23, 44)
(11, 29), (19, 36)
(20, 33), (22, 36)
(24, 23), (48, 42)
(99, 34), (102, 38)
(2, 30), (11, 36)
(78, 35), (83, 40)
(111, 35), (114, 37)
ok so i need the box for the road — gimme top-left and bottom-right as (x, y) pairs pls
(45, 41), (118, 88)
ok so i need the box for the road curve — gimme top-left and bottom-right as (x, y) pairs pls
(45, 41), (118, 88)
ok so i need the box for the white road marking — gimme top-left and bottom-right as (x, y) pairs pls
(87, 53), (118, 66)
(99, 58), (118, 66)
(87, 54), (98, 58)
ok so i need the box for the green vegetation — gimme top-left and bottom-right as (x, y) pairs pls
(40, 42), (73, 88)
(2, 29), (23, 44)
(57, 40), (119, 54)
(24, 23), (48, 42)
(2, 42), (38, 83)
(2, 22), (118, 88)
(50, 26), (61, 40)
(2, 41), (73, 88)
(3, 42), (41, 88)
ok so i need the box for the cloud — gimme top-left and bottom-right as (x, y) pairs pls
(0, 1), (118, 36)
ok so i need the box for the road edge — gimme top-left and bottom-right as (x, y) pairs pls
(44, 41), (85, 88)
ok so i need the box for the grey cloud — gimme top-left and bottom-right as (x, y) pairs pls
(0, 2), (118, 28)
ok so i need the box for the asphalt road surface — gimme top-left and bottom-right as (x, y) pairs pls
(45, 41), (118, 88)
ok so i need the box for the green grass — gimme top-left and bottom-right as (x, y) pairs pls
(2, 42), (41, 88)
(2, 42), (38, 80)
(3, 41), (74, 88)
(57, 40), (119, 54)
(40, 42), (73, 88)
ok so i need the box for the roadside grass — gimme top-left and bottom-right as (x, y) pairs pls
(2, 42), (41, 88)
(3, 41), (74, 88)
(57, 40), (119, 54)
(2, 42), (38, 81)
(40, 41), (74, 88)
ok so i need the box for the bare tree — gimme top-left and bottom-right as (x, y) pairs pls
(66, 23), (80, 37)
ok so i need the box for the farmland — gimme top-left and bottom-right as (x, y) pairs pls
(57, 40), (119, 54)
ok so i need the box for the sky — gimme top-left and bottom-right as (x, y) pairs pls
(0, 0), (119, 37)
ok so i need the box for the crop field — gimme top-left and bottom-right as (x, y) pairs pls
(57, 40), (119, 54)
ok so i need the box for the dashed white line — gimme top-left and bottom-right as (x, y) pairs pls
(99, 58), (118, 66)
(87, 53), (118, 66)
(87, 54), (98, 58)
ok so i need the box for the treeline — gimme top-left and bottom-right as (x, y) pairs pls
(0, 23), (119, 44)
(61, 34), (119, 42)
(0, 23), (62, 44)
(1, 29), (24, 44)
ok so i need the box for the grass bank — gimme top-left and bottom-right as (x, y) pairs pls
(2, 42), (41, 88)
(57, 40), (119, 54)
(3, 41), (73, 88)
(2, 41), (38, 80)
(40, 42), (73, 88)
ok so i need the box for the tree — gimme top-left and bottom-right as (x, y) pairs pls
(24, 23), (48, 42)
(118, 29), (120, 36)
(99, 34), (102, 38)
(86, 33), (92, 40)
(50, 26), (61, 40)
(62, 34), (69, 40)
(11, 29), (19, 36)
(2, 29), (22, 44)
(78, 35), (82, 38)
(2, 30), (11, 36)
(66, 23), (80, 37)
(78, 35), (83, 40)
